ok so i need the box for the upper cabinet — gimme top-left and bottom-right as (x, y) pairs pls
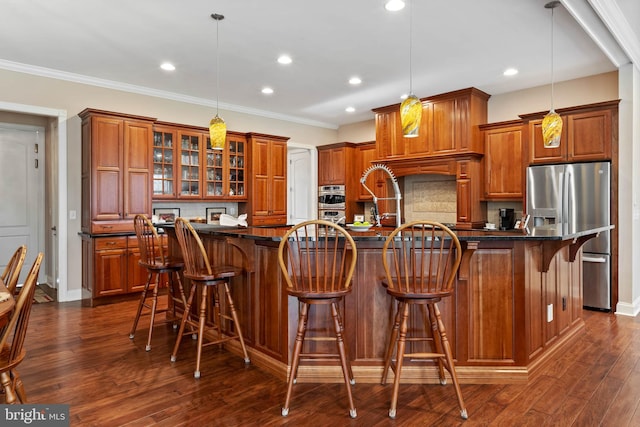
(243, 133), (289, 226)
(152, 122), (247, 201)
(318, 144), (353, 185)
(80, 109), (155, 234)
(523, 100), (618, 165)
(481, 120), (524, 200)
(373, 87), (489, 162)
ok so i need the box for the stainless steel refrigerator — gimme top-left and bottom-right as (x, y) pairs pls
(526, 161), (611, 310)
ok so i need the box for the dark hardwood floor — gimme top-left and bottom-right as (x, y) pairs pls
(17, 299), (640, 426)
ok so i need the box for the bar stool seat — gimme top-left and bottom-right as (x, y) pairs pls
(278, 220), (358, 418)
(380, 221), (467, 420)
(171, 218), (250, 379)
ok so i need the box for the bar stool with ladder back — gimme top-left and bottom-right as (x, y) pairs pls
(0, 252), (43, 404)
(129, 214), (188, 351)
(278, 220), (358, 418)
(1, 245), (27, 295)
(380, 220), (467, 420)
(171, 218), (250, 379)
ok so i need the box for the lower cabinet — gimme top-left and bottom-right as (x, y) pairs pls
(81, 234), (150, 306)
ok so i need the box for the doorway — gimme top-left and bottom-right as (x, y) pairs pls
(287, 143), (317, 224)
(0, 123), (45, 283)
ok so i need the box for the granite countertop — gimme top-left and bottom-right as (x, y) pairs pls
(162, 222), (614, 243)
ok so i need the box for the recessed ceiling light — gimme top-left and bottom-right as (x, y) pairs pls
(345, 107), (356, 113)
(160, 62), (175, 71)
(349, 77), (362, 85)
(261, 87), (274, 94)
(385, 0), (405, 12)
(277, 55), (292, 65)
(503, 68), (518, 76)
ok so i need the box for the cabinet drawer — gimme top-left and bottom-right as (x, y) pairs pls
(95, 236), (127, 250)
(91, 221), (134, 234)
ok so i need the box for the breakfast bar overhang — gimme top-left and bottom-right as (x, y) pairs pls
(163, 223), (613, 384)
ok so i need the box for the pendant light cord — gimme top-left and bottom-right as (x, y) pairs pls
(216, 17), (220, 115)
(550, 5), (555, 110)
(408, 0), (413, 96)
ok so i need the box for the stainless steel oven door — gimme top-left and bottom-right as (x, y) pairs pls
(318, 185), (346, 210)
(319, 209), (346, 224)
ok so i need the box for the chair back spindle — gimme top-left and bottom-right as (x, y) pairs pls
(1, 245), (27, 294)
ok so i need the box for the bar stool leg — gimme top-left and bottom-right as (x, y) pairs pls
(144, 272), (162, 351)
(282, 301), (309, 417)
(223, 282), (250, 363)
(170, 283), (197, 364)
(381, 300), (403, 385)
(388, 302), (410, 419)
(194, 284), (209, 379)
(331, 301), (357, 418)
(129, 272), (153, 340)
(432, 303), (467, 419)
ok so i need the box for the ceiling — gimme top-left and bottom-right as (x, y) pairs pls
(0, 0), (637, 129)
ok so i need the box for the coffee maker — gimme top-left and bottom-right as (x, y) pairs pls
(499, 208), (515, 230)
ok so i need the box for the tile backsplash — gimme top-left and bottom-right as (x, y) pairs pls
(403, 175), (457, 224)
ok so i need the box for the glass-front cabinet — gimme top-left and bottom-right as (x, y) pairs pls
(179, 131), (201, 198)
(152, 127), (176, 198)
(152, 123), (246, 201)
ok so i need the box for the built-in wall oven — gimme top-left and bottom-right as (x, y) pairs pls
(318, 185), (346, 224)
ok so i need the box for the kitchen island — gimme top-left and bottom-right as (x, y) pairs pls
(163, 223), (613, 384)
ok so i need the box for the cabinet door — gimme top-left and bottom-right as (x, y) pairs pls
(205, 136), (225, 198)
(91, 116), (123, 221)
(567, 109), (612, 161)
(375, 111), (405, 159)
(177, 131), (202, 198)
(431, 98), (458, 154)
(269, 140), (288, 218)
(123, 120), (152, 219)
(357, 143), (377, 200)
(94, 248), (127, 296)
(226, 135), (247, 198)
(484, 125), (523, 199)
(127, 240), (147, 293)
(529, 118), (567, 164)
(152, 128), (177, 198)
(318, 147), (347, 185)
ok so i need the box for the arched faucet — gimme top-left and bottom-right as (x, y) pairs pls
(360, 164), (402, 228)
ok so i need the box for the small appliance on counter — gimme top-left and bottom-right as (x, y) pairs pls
(499, 208), (515, 230)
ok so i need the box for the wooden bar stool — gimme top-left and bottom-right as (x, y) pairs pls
(0, 252), (43, 404)
(1, 245), (26, 295)
(278, 220), (358, 418)
(129, 215), (188, 351)
(380, 221), (467, 420)
(171, 218), (250, 379)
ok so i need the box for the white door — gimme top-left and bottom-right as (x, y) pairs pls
(288, 146), (316, 224)
(0, 123), (45, 283)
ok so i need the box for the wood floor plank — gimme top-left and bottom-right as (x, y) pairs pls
(11, 301), (640, 426)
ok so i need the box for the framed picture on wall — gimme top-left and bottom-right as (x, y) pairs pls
(206, 207), (226, 225)
(153, 208), (180, 223)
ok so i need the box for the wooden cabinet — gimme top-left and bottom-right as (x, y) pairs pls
(318, 144), (353, 185)
(456, 158), (485, 229)
(81, 235), (148, 306)
(80, 109), (155, 234)
(373, 87), (489, 161)
(481, 121), (524, 200)
(356, 142), (378, 201)
(244, 133), (289, 226)
(524, 101), (617, 165)
(152, 122), (247, 201)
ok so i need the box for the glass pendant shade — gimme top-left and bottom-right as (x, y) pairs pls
(209, 114), (226, 150)
(400, 94), (422, 138)
(542, 110), (562, 148)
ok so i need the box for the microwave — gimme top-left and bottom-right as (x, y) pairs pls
(318, 185), (346, 209)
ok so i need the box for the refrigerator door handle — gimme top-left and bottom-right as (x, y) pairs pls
(583, 255), (607, 263)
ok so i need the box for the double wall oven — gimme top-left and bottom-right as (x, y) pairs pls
(318, 185), (346, 224)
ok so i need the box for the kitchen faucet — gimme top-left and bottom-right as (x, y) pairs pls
(331, 215), (346, 225)
(360, 164), (402, 228)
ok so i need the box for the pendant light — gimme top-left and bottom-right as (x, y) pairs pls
(542, 1), (562, 148)
(209, 13), (226, 150)
(400, 0), (421, 138)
